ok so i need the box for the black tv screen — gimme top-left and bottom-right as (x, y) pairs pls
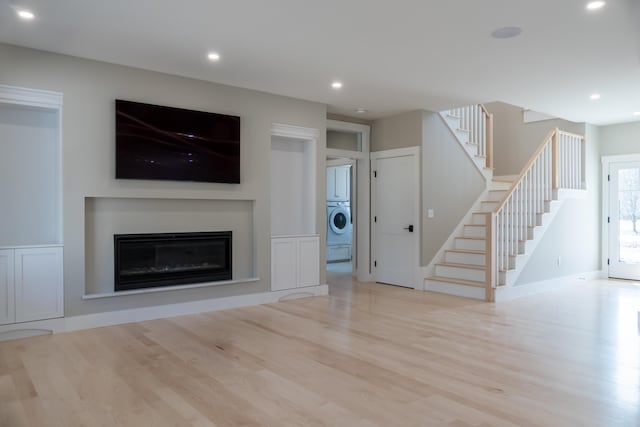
(115, 100), (240, 183)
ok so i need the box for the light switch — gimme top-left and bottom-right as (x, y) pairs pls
(427, 209), (435, 219)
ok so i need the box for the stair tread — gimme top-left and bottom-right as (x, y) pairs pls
(464, 223), (486, 228)
(455, 236), (485, 240)
(447, 114), (460, 119)
(435, 261), (485, 271)
(445, 249), (486, 255)
(457, 128), (470, 133)
(426, 276), (486, 288)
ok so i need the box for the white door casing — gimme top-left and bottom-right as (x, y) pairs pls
(606, 159), (640, 280)
(371, 147), (420, 288)
(326, 119), (372, 282)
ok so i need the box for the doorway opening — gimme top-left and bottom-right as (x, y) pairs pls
(327, 160), (354, 276)
(326, 120), (371, 285)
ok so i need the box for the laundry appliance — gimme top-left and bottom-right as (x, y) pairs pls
(327, 201), (352, 262)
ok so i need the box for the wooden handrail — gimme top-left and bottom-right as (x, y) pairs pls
(492, 127), (557, 214)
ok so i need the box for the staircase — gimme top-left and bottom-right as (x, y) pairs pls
(425, 106), (586, 301)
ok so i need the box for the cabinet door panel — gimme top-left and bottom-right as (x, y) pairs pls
(0, 250), (15, 325)
(271, 239), (297, 291)
(15, 247), (63, 323)
(297, 237), (320, 287)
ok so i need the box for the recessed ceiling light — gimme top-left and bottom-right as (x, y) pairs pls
(590, 93), (601, 100)
(586, 1), (606, 11)
(17, 9), (35, 20)
(634, 112), (640, 116)
(355, 108), (367, 114)
(207, 52), (221, 61)
(331, 81), (343, 89)
(491, 26), (522, 39)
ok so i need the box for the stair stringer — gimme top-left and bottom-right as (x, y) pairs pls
(497, 189), (586, 288)
(422, 187), (492, 288)
(438, 111), (493, 182)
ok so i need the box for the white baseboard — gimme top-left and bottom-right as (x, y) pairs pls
(0, 285), (329, 340)
(494, 270), (604, 301)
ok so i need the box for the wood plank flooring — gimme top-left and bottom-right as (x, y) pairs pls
(1, 276), (639, 426)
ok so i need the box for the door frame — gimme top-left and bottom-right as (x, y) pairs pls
(326, 120), (372, 282)
(371, 146), (421, 289)
(601, 153), (640, 278)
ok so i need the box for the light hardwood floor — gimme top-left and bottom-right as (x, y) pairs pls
(1, 275), (640, 426)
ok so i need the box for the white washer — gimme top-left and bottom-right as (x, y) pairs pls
(327, 202), (352, 245)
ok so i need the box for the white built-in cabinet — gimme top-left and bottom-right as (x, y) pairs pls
(271, 236), (320, 291)
(270, 124), (320, 291)
(0, 246), (63, 325)
(0, 85), (64, 327)
(0, 250), (15, 325)
(326, 165), (350, 202)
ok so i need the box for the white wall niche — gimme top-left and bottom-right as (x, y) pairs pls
(0, 85), (63, 246)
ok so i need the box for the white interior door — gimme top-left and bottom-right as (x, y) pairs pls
(373, 151), (418, 288)
(608, 161), (640, 280)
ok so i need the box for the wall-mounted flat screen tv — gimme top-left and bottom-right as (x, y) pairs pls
(115, 100), (240, 183)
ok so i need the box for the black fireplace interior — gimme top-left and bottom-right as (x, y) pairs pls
(114, 231), (232, 291)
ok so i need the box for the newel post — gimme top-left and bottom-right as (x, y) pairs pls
(486, 113), (494, 170)
(484, 212), (496, 302)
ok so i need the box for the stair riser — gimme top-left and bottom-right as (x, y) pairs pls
(463, 226), (485, 238)
(471, 213), (487, 225)
(454, 239), (485, 251)
(489, 182), (512, 191)
(486, 191), (507, 202)
(435, 265), (485, 282)
(445, 252), (485, 266)
(455, 129), (470, 143)
(481, 201), (499, 211)
(424, 280), (485, 300)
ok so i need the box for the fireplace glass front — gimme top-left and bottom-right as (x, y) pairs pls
(114, 231), (232, 291)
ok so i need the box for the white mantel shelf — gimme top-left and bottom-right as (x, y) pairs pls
(83, 277), (260, 300)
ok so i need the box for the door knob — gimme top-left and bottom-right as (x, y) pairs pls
(404, 225), (414, 232)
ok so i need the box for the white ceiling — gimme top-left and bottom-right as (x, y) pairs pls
(1, 0), (639, 125)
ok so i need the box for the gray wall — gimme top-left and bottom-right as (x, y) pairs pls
(371, 110), (485, 266)
(371, 110), (423, 152)
(421, 111), (485, 265)
(515, 124), (601, 284)
(486, 102), (586, 175)
(0, 43), (327, 316)
(599, 121), (640, 156)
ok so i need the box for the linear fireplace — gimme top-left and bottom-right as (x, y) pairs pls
(114, 231), (232, 291)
